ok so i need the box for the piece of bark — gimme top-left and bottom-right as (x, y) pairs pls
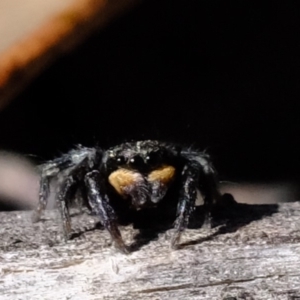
(0, 0), (139, 111)
(1, 201), (300, 299)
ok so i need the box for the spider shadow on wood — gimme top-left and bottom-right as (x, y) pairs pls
(179, 193), (279, 248)
(125, 193), (279, 251)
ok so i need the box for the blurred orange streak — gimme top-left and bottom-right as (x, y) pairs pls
(0, 0), (139, 111)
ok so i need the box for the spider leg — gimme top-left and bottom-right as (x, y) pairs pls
(191, 154), (221, 228)
(32, 174), (51, 222)
(171, 150), (221, 248)
(171, 162), (199, 248)
(85, 170), (129, 254)
(199, 167), (221, 229)
(32, 161), (62, 222)
(32, 147), (98, 222)
(184, 150), (221, 223)
(57, 176), (78, 240)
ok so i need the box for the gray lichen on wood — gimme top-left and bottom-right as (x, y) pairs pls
(1, 201), (300, 299)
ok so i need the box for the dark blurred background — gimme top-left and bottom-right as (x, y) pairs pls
(1, 1), (300, 208)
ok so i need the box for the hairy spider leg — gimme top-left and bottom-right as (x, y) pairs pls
(171, 151), (221, 248)
(32, 147), (97, 222)
(32, 161), (63, 223)
(31, 175), (51, 222)
(183, 150), (221, 226)
(56, 160), (96, 240)
(171, 161), (199, 248)
(199, 166), (221, 229)
(85, 170), (129, 254)
(57, 176), (76, 240)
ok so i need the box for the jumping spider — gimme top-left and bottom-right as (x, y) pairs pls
(32, 140), (221, 253)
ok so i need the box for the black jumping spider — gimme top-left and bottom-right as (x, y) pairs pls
(32, 140), (221, 253)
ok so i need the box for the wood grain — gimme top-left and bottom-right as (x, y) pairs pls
(1, 200), (300, 299)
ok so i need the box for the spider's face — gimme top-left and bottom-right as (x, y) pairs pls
(106, 140), (168, 171)
(103, 140), (177, 208)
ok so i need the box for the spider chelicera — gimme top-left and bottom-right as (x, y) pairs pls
(32, 140), (222, 253)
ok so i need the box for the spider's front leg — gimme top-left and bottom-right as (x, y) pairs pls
(85, 170), (129, 254)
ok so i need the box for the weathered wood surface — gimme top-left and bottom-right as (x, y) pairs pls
(1, 201), (300, 299)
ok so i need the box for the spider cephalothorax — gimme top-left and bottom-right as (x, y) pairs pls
(32, 140), (221, 253)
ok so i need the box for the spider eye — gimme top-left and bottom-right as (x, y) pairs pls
(129, 155), (144, 168)
(145, 151), (160, 165)
(116, 155), (126, 165)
